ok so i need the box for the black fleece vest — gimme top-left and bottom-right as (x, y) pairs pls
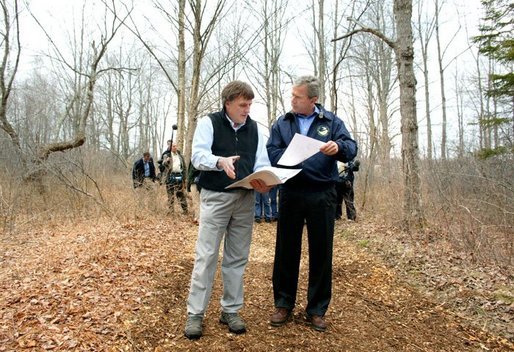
(197, 110), (258, 192)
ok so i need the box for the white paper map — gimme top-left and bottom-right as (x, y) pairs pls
(225, 166), (301, 190)
(277, 133), (324, 166)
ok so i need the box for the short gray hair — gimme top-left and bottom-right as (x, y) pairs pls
(294, 75), (320, 99)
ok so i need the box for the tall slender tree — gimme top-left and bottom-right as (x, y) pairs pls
(334, 0), (424, 229)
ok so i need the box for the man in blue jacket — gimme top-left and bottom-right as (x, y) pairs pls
(267, 75), (357, 332)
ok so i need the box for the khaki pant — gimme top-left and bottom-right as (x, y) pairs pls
(186, 189), (254, 316)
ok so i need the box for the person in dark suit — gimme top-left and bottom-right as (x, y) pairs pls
(132, 152), (156, 188)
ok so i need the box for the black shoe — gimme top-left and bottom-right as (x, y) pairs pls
(254, 218), (262, 223)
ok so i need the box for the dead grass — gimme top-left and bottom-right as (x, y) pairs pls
(0, 156), (512, 350)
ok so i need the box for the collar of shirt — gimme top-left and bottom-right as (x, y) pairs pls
(296, 105), (320, 119)
(225, 114), (246, 130)
(296, 106), (319, 135)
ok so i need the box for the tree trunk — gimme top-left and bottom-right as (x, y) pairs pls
(317, 0), (326, 104)
(435, 0), (447, 159)
(415, 0), (435, 159)
(394, 0), (424, 229)
(176, 0), (186, 150)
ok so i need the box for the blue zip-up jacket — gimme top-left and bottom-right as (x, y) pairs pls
(267, 104), (357, 189)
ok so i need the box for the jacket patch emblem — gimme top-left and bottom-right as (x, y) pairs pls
(317, 125), (329, 137)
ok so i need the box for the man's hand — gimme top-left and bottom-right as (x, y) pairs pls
(217, 156), (240, 179)
(319, 141), (339, 156)
(250, 179), (272, 194)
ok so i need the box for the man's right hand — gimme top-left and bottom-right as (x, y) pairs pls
(216, 156), (240, 179)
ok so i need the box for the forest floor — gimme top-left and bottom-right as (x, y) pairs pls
(0, 214), (512, 351)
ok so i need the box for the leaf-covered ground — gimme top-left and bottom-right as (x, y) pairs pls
(0, 216), (512, 351)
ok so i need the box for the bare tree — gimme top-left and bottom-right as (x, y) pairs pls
(314, 0), (326, 103)
(453, 65), (465, 157)
(7, 1), (130, 186)
(125, 0), (257, 163)
(243, 0), (289, 127)
(0, 0), (23, 164)
(435, 0), (448, 159)
(415, 0), (436, 159)
(182, 0), (227, 163)
(1, 0), (130, 185)
(334, 0), (424, 229)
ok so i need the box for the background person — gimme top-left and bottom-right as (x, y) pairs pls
(269, 186), (279, 221)
(132, 152), (156, 189)
(335, 159), (359, 221)
(161, 143), (188, 214)
(267, 75), (357, 332)
(254, 191), (272, 223)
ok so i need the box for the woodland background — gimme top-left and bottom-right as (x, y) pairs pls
(0, 0), (512, 350)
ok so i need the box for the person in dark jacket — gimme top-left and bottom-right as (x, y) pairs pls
(161, 143), (188, 213)
(184, 81), (271, 340)
(267, 75), (357, 332)
(132, 152), (156, 188)
(335, 159), (359, 221)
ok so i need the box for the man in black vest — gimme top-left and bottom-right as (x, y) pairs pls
(184, 81), (271, 340)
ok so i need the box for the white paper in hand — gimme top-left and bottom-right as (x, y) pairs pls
(277, 133), (324, 166)
(226, 166), (301, 189)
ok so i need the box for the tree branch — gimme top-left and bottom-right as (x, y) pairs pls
(332, 27), (396, 50)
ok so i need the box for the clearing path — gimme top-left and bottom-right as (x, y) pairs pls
(0, 218), (511, 351)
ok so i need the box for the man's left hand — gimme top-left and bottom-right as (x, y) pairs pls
(250, 179), (272, 193)
(320, 141), (339, 156)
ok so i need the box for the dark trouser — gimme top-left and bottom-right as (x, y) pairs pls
(335, 181), (356, 220)
(166, 182), (188, 213)
(272, 185), (336, 317)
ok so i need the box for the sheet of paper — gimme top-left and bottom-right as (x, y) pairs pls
(226, 166), (301, 190)
(277, 133), (325, 166)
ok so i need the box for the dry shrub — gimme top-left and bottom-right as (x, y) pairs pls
(355, 160), (404, 225)
(423, 156), (513, 266)
(357, 156), (513, 267)
(0, 149), (175, 235)
(3, 147), (512, 268)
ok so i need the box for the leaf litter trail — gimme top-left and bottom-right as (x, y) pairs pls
(0, 218), (511, 351)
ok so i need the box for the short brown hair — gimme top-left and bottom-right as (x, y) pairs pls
(221, 81), (254, 106)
